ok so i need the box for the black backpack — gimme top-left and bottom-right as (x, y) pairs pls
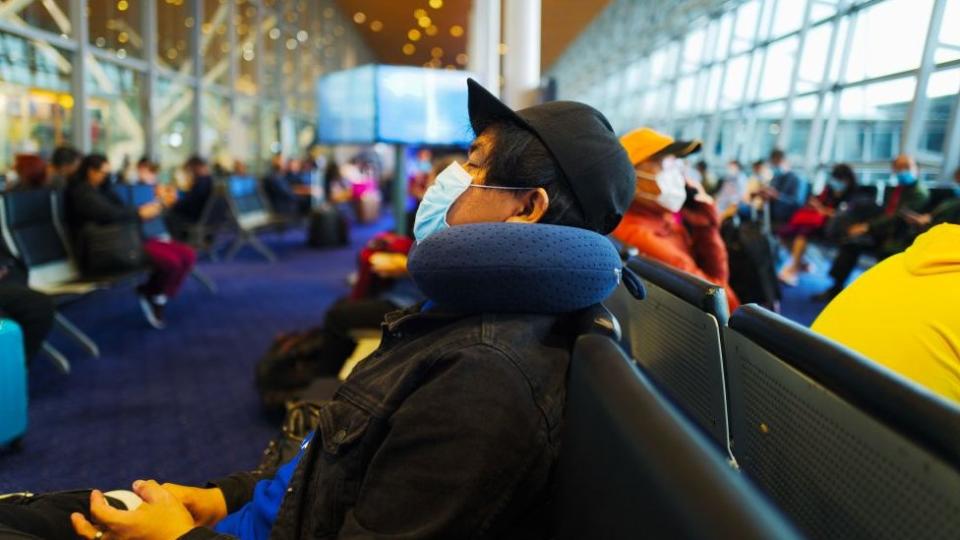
(255, 327), (345, 412)
(721, 212), (781, 309)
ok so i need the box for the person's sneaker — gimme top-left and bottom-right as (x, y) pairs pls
(138, 294), (167, 329)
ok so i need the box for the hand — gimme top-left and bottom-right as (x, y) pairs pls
(685, 179), (714, 206)
(161, 483), (228, 527)
(847, 223), (870, 237)
(138, 202), (163, 221)
(905, 213), (932, 227)
(71, 481), (196, 540)
(155, 185), (178, 207)
(370, 253), (409, 278)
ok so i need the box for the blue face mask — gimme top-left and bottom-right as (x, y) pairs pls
(896, 171), (917, 186)
(828, 179), (847, 194)
(413, 161), (529, 243)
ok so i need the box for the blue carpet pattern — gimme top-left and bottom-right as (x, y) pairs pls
(0, 214), (834, 492)
(0, 214), (391, 492)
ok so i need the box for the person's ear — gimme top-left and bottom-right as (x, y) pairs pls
(505, 188), (549, 224)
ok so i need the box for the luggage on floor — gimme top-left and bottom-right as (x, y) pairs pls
(0, 319), (27, 448)
(255, 328), (343, 412)
(79, 222), (145, 276)
(307, 204), (349, 248)
(722, 215), (781, 309)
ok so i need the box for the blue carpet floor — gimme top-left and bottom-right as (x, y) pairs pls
(0, 216), (834, 492)
(0, 214), (392, 492)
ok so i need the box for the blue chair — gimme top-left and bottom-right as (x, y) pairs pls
(221, 176), (288, 262)
(724, 305), (960, 539)
(0, 190), (115, 372)
(554, 333), (800, 539)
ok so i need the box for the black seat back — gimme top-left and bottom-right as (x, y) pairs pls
(606, 256), (731, 452)
(0, 189), (79, 288)
(724, 304), (960, 539)
(554, 334), (800, 540)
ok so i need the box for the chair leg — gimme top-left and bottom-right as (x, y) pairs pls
(41, 342), (71, 374)
(53, 313), (100, 358)
(225, 231), (276, 263)
(223, 234), (247, 261)
(190, 268), (218, 294)
(247, 234), (277, 263)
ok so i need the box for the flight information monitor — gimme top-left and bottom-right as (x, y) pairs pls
(317, 65), (475, 146)
(317, 65), (376, 144)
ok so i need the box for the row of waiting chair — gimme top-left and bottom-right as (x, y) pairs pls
(0, 186), (218, 373)
(579, 255), (960, 538)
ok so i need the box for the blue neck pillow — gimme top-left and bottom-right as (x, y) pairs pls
(408, 222), (644, 314)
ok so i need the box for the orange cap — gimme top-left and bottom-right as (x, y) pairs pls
(619, 127), (702, 165)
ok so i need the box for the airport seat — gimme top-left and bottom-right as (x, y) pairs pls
(0, 190), (121, 372)
(605, 255), (731, 454)
(554, 333), (800, 540)
(724, 304), (960, 539)
(113, 184), (217, 294)
(222, 176), (288, 262)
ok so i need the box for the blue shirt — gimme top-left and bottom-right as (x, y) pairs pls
(213, 432), (314, 539)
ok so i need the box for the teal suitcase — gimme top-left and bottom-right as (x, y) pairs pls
(0, 318), (27, 447)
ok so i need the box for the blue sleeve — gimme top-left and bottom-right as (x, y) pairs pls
(213, 432), (314, 540)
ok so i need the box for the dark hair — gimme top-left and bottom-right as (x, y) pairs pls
(830, 163), (857, 187)
(51, 146), (81, 168)
(695, 160), (708, 172)
(769, 148), (786, 164)
(70, 154), (109, 185)
(751, 159), (765, 171)
(728, 160), (743, 171)
(184, 155), (207, 169)
(14, 154), (47, 187)
(480, 121), (589, 230)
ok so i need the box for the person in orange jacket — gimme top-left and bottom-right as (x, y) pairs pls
(612, 127), (740, 313)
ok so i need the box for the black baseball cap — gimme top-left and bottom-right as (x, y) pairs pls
(466, 79), (635, 235)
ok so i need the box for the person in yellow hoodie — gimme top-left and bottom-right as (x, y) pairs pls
(812, 223), (960, 403)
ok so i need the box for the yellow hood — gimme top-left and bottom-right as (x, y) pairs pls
(903, 224), (960, 276)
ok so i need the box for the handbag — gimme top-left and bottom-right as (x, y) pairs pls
(80, 222), (145, 276)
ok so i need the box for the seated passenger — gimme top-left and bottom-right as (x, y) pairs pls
(11, 154), (48, 191)
(48, 147), (81, 190)
(812, 223), (960, 404)
(777, 164), (858, 286)
(262, 154), (298, 215)
(757, 148), (807, 225)
(714, 159), (748, 217)
(0, 79), (636, 540)
(258, 156), (461, 405)
(612, 127), (740, 313)
(65, 155), (196, 329)
(0, 243), (54, 361)
(903, 166), (960, 228)
(815, 155), (929, 301)
(167, 156), (215, 236)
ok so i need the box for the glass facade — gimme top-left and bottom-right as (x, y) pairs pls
(551, 0), (960, 186)
(0, 0), (373, 176)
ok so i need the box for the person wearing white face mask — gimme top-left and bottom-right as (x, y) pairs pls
(612, 127), (741, 313)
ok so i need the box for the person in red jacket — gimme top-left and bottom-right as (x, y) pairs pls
(612, 127), (740, 313)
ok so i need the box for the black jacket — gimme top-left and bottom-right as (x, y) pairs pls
(171, 176), (214, 223)
(64, 181), (138, 229)
(183, 304), (589, 539)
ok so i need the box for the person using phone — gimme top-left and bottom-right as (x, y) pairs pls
(65, 155), (196, 329)
(612, 127), (740, 313)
